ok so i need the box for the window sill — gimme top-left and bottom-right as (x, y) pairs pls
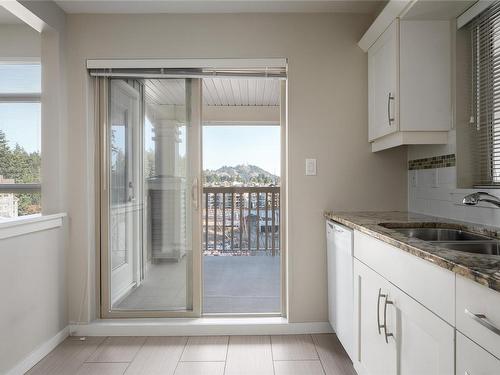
(0, 213), (66, 240)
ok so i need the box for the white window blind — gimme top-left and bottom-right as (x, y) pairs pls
(471, 1), (500, 186)
(87, 59), (287, 79)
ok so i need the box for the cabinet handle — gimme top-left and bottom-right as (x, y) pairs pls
(387, 92), (395, 125)
(377, 288), (385, 334)
(383, 296), (394, 343)
(465, 309), (500, 336)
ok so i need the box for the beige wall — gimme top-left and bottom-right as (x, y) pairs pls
(0, 24), (40, 60)
(65, 13), (407, 323)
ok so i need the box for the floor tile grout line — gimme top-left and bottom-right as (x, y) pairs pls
(121, 336), (147, 374)
(311, 334), (328, 375)
(173, 336), (190, 375)
(270, 335), (277, 375)
(223, 335), (230, 375)
(83, 335), (109, 364)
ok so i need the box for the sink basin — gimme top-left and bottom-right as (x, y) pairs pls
(431, 241), (500, 256)
(392, 228), (492, 242)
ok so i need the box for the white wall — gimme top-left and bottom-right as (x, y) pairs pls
(0, 4), (69, 373)
(0, 24), (40, 60)
(406, 23), (498, 225)
(409, 167), (500, 227)
(0, 225), (67, 374)
(65, 13), (408, 324)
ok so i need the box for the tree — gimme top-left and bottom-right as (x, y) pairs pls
(0, 130), (41, 216)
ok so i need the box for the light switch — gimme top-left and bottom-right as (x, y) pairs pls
(305, 158), (317, 176)
(432, 169), (439, 188)
(410, 170), (418, 187)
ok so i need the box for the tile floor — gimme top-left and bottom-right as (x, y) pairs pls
(27, 334), (357, 375)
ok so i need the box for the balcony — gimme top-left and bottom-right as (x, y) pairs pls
(114, 185), (281, 313)
(203, 186), (281, 313)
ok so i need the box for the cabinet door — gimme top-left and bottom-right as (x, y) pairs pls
(368, 19), (399, 141)
(391, 278), (454, 375)
(456, 332), (500, 375)
(354, 260), (397, 375)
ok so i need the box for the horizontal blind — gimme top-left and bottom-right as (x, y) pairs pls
(471, 1), (500, 186)
(88, 67), (287, 79)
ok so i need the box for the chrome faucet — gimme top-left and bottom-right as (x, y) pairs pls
(462, 192), (500, 208)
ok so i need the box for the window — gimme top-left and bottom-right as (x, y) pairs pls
(0, 64), (41, 219)
(470, 2), (500, 186)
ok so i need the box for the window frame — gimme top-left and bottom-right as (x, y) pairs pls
(0, 62), (42, 212)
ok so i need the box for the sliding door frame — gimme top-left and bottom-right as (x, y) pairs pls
(97, 77), (203, 318)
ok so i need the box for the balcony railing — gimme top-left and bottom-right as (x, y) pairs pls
(203, 186), (280, 256)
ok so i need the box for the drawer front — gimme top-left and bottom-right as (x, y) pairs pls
(354, 231), (455, 324)
(456, 275), (500, 359)
(457, 332), (500, 375)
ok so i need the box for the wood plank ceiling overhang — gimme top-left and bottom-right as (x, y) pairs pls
(145, 78), (280, 107)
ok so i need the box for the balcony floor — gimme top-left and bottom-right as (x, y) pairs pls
(115, 255), (281, 313)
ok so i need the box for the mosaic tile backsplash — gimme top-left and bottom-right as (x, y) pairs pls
(408, 154), (456, 170)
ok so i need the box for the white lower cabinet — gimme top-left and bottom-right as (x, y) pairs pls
(354, 259), (454, 375)
(456, 332), (500, 375)
(354, 259), (397, 375)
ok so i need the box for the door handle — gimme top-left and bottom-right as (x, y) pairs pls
(128, 181), (135, 202)
(387, 92), (395, 125)
(465, 309), (500, 336)
(191, 177), (199, 210)
(383, 296), (394, 343)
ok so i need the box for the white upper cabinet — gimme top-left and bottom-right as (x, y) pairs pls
(366, 19), (451, 152)
(368, 20), (399, 141)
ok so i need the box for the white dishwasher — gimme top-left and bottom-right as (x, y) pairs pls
(326, 220), (354, 361)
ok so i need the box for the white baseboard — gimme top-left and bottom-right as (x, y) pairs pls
(69, 317), (333, 337)
(7, 326), (69, 375)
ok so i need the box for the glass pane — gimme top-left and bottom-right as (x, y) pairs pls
(109, 78), (193, 312)
(109, 79), (141, 303)
(0, 64), (41, 93)
(0, 103), (41, 219)
(202, 122), (281, 313)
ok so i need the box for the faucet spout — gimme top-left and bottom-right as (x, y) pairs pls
(462, 192), (500, 208)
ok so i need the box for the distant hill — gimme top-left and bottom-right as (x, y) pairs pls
(203, 164), (280, 186)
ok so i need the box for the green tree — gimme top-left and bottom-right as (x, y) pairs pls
(0, 130), (41, 216)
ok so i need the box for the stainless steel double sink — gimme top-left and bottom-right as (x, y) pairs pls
(381, 226), (500, 256)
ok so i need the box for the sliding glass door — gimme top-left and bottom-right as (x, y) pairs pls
(98, 78), (202, 318)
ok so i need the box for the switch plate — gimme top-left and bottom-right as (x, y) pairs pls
(305, 158), (317, 176)
(410, 170), (418, 187)
(432, 169), (439, 188)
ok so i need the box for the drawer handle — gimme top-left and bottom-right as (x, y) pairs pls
(383, 296), (394, 343)
(465, 309), (500, 336)
(377, 288), (385, 334)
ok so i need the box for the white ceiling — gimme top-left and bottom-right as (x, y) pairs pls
(145, 78), (280, 106)
(0, 6), (22, 24)
(55, 0), (383, 14)
(402, 0), (475, 20)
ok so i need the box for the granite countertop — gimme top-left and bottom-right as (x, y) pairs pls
(324, 211), (500, 293)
